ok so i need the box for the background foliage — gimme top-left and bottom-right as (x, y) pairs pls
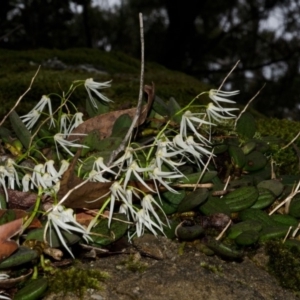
(1, 0), (300, 118)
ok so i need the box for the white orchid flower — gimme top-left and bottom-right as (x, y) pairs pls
(22, 173), (32, 192)
(185, 136), (214, 157)
(141, 194), (169, 227)
(206, 102), (238, 123)
(68, 112), (85, 134)
(113, 146), (134, 167)
(54, 133), (89, 159)
(131, 208), (165, 239)
(208, 89), (239, 106)
(0, 166), (11, 203)
(57, 160), (70, 177)
(155, 137), (185, 169)
(155, 147), (185, 170)
(20, 95), (54, 130)
(5, 158), (20, 189)
(46, 205), (92, 258)
(173, 134), (211, 167)
(149, 166), (182, 194)
(43, 160), (59, 179)
(173, 134), (201, 158)
(41, 173), (56, 188)
(123, 161), (155, 192)
(119, 189), (138, 220)
(31, 164), (45, 188)
(44, 180), (61, 196)
(180, 110), (213, 143)
(0, 295), (11, 300)
(0, 291), (11, 300)
(0, 273), (9, 280)
(93, 157), (116, 176)
(88, 169), (110, 183)
(84, 78), (112, 108)
(59, 113), (71, 136)
(108, 182), (130, 227)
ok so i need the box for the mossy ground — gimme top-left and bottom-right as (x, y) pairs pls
(0, 48), (210, 119)
(48, 265), (109, 299)
(265, 240), (300, 294)
(256, 118), (300, 175)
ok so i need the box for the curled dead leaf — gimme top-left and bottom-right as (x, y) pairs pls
(0, 218), (23, 262)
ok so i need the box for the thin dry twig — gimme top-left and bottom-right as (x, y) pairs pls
(107, 13), (145, 167)
(0, 66), (41, 127)
(281, 131), (300, 150)
(220, 175), (231, 199)
(217, 61), (240, 92)
(283, 226), (293, 242)
(193, 150), (215, 192)
(270, 157), (276, 179)
(216, 219), (232, 241)
(268, 179), (300, 216)
(173, 183), (213, 189)
(234, 83), (266, 129)
(292, 222), (300, 238)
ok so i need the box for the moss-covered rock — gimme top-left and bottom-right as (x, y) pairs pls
(0, 48), (210, 118)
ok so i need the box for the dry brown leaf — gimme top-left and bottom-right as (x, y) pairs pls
(70, 83), (155, 140)
(75, 210), (98, 227)
(0, 209), (42, 229)
(7, 189), (39, 210)
(0, 218), (23, 262)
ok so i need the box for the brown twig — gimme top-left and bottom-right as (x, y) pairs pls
(217, 60), (240, 92)
(106, 12), (145, 167)
(0, 66), (41, 127)
(234, 83), (265, 129)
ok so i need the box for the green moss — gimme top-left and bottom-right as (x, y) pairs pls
(265, 240), (300, 292)
(48, 266), (109, 299)
(119, 254), (148, 273)
(256, 118), (300, 175)
(200, 262), (223, 275)
(0, 48), (211, 119)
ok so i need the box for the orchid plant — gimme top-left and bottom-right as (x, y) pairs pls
(0, 75), (240, 259)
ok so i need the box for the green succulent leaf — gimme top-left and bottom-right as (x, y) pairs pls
(152, 95), (169, 116)
(111, 113), (132, 137)
(168, 97), (182, 123)
(236, 112), (256, 139)
(91, 213), (128, 246)
(9, 110), (31, 149)
(86, 97), (109, 117)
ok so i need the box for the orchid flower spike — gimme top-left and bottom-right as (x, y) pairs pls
(208, 89), (239, 107)
(180, 110), (213, 143)
(20, 95), (54, 130)
(84, 78), (112, 108)
(67, 112), (85, 134)
(123, 160), (155, 192)
(54, 133), (89, 159)
(206, 103), (239, 123)
(46, 205), (92, 258)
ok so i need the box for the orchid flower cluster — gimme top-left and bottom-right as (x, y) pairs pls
(1, 77), (240, 257)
